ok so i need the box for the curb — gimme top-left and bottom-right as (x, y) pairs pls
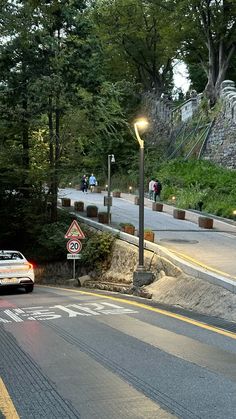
(71, 211), (236, 294)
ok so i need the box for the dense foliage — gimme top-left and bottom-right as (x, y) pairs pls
(81, 231), (115, 270)
(154, 159), (236, 219)
(172, 0), (236, 104)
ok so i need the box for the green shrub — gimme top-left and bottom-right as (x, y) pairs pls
(161, 185), (177, 201)
(81, 231), (115, 269)
(119, 222), (135, 228)
(175, 185), (209, 209)
(204, 193), (236, 219)
(154, 159), (236, 218)
(36, 222), (68, 262)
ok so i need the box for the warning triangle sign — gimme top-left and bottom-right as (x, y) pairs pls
(65, 220), (85, 239)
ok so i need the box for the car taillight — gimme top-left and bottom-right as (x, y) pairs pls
(28, 263), (34, 270)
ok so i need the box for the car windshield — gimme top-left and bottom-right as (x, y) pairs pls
(0, 252), (24, 260)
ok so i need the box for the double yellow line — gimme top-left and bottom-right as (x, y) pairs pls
(170, 249), (236, 280)
(0, 378), (19, 418)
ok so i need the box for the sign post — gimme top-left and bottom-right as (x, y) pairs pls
(65, 220), (85, 280)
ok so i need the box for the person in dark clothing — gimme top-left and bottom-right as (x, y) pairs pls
(153, 179), (162, 202)
(81, 175), (88, 193)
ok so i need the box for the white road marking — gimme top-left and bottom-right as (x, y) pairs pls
(0, 302), (138, 323)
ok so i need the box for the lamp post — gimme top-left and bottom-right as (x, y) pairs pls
(134, 119), (147, 269)
(107, 154), (115, 225)
(133, 118), (153, 287)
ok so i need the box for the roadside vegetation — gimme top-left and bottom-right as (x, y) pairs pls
(155, 159), (236, 219)
(108, 158), (236, 220)
(17, 208), (115, 282)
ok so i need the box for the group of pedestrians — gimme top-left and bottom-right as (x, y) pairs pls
(148, 178), (162, 202)
(81, 173), (161, 199)
(81, 173), (97, 193)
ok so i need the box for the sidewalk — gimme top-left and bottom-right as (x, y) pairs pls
(121, 193), (236, 233)
(59, 188), (236, 292)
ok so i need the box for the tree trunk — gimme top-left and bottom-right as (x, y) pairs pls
(204, 31), (235, 106)
(204, 35), (217, 106)
(21, 64), (30, 197)
(48, 102), (57, 222)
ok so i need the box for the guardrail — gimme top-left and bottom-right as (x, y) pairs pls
(68, 210), (236, 294)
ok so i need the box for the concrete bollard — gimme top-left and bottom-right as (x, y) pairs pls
(98, 212), (110, 224)
(74, 201), (84, 212)
(198, 216), (213, 229)
(61, 198), (71, 207)
(173, 209), (185, 220)
(152, 202), (163, 212)
(86, 205), (98, 218)
(134, 196), (139, 205)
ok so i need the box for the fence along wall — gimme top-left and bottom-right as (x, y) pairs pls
(142, 81), (236, 169)
(221, 80), (236, 123)
(202, 80), (236, 169)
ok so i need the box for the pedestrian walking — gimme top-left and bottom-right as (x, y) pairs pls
(89, 173), (97, 192)
(81, 175), (88, 193)
(153, 179), (162, 202)
(148, 178), (156, 200)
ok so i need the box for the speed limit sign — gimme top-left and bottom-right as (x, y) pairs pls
(67, 238), (82, 254)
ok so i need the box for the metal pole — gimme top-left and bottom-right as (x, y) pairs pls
(73, 259), (75, 280)
(107, 155), (111, 225)
(133, 119), (153, 287)
(139, 145), (144, 269)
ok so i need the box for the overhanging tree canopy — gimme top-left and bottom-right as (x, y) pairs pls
(93, 0), (178, 96)
(175, 0), (236, 104)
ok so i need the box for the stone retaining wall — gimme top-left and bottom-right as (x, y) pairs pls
(99, 240), (182, 285)
(202, 112), (236, 169)
(142, 80), (236, 168)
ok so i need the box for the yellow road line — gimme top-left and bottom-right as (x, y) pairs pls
(0, 378), (19, 419)
(42, 285), (236, 340)
(169, 249), (236, 280)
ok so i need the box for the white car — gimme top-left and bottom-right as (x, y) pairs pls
(0, 250), (34, 293)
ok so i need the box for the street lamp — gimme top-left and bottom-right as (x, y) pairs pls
(133, 118), (153, 287)
(107, 154), (115, 225)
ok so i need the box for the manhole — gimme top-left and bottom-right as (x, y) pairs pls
(160, 238), (199, 244)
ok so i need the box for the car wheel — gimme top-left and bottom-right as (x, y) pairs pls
(25, 285), (34, 293)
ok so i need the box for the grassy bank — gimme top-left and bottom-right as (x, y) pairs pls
(154, 159), (236, 219)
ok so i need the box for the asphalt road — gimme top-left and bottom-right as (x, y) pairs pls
(59, 188), (236, 280)
(0, 286), (236, 419)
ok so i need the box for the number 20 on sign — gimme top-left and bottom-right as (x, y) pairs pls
(67, 239), (82, 254)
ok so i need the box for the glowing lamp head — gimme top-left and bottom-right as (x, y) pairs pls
(233, 210), (236, 216)
(134, 118), (149, 129)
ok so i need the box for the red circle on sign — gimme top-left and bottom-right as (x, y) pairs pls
(67, 239), (82, 254)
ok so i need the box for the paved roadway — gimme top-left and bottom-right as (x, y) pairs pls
(59, 188), (236, 281)
(0, 286), (236, 418)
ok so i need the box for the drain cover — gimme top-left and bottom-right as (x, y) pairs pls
(160, 238), (198, 244)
